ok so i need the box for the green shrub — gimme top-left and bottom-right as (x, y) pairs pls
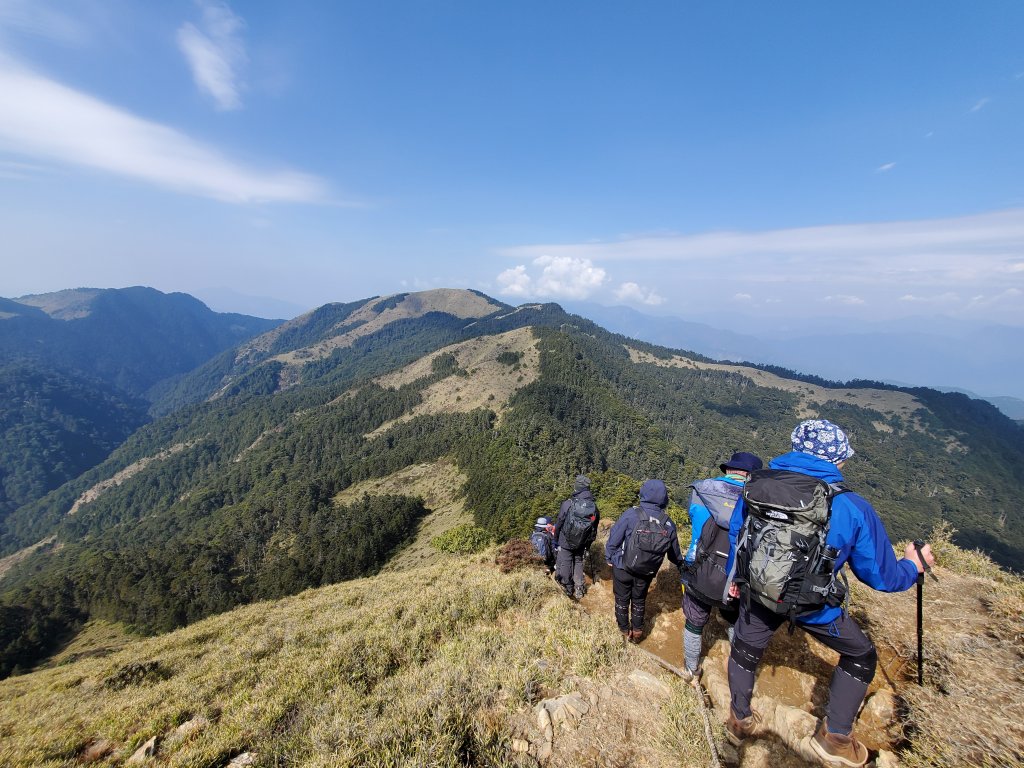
(430, 524), (491, 554)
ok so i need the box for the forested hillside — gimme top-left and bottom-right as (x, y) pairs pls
(0, 287), (282, 517)
(2, 289), (1021, 678)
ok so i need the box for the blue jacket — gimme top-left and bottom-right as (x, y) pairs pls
(605, 479), (684, 571)
(685, 474), (747, 563)
(730, 451), (919, 625)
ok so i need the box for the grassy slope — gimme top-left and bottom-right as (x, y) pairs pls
(0, 557), (710, 768)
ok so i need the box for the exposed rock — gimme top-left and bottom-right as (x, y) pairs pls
(164, 715), (210, 747)
(79, 739), (115, 763)
(857, 689), (898, 751)
(627, 669), (672, 699)
(876, 749), (903, 768)
(511, 738), (531, 752)
(228, 753), (257, 767)
(126, 736), (158, 764)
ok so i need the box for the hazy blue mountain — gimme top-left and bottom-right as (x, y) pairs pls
(0, 287), (283, 516)
(563, 301), (1024, 406)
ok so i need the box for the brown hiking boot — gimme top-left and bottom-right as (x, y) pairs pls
(725, 709), (761, 745)
(810, 719), (868, 767)
(627, 628), (643, 643)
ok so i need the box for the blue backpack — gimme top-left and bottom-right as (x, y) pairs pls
(530, 530), (554, 561)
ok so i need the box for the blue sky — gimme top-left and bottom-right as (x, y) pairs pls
(1, 0), (1023, 327)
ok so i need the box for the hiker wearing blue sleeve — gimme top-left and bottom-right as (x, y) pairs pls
(725, 420), (935, 768)
(680, 451), (763, 681)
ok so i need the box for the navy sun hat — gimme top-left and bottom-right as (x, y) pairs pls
(719, 451), (764, 474)
(574, 474), (591, 491)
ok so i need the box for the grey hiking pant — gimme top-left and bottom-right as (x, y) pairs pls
(555, 547), (585, 595)
(728, 601), (877, 735)
(682, 590), (738, 673)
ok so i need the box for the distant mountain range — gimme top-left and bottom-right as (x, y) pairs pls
(562, 301), (1024, 415)
(0, 287), (280, 519)
(1, 287), (1021, 679)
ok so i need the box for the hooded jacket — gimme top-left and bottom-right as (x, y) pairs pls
(604, 479), (684, 572)
(728, 451), (919, 625)
(553, 488), (599, 550)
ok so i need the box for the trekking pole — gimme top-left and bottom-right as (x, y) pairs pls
(912, 539), (938, 686)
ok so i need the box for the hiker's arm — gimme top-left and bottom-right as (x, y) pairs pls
(668, 523), (685, 567)
(552, 501), (568, 539)
(843, 495), (918, 592)
(604, 513), (628, 564)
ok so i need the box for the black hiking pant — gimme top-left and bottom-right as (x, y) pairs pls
(612, 566), (653, 632)
(728, 601), (877, 735)
(555, 546), (586, 595)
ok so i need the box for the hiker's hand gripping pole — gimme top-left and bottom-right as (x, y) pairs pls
(911, 540), (937, 686)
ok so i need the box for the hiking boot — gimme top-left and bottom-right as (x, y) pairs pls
(573, 586), (586, 600)
(680, 665), (701, 684)
(627, 628), (643, 643)
(725, 710), (761, 746)
(810, 719), (868, 767)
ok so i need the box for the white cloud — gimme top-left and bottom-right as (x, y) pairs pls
(877, 162), (896, 173)
(970, 97), (990, 113)
(733, 292), (752, 302)
(614, 281), (664, 306)
(496, 265), (532, 297)
(177, 0), (247, 111)
(900, 292), (960, 304)
(821, 295), (865, 306)
(496, 255), (606, 300)
(0, 59), (330, 203)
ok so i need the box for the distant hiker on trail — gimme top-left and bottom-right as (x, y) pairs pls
(605, 479), (684, 643)
(725, 419), (935, 768)
(553, 475), (599, 599)
(530, 517), (557, 574)
(680, 451), (763, 681)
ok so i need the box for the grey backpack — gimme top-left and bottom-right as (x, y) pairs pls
(736, 469), (849, 622)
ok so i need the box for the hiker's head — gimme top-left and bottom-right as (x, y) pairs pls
(574, 475), (591, 492)
(535, 517), (549, 529)
(720, 451), (763, 476)
(638, 479), (668, 508)
(791, 419), (854, 465)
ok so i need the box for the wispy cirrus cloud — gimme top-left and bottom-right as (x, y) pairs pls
(0, 0), (88, 44)
(877, 162), (896, 173)
(0, 59), (330, 203)
(177, 0), (247, 111)
(969, 97), (990, 113)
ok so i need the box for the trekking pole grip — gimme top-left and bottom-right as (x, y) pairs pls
(913, 539), (938, 582)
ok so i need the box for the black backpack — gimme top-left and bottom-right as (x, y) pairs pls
(561, 497), (598, 551)
(736, 469), (849, 622)
(623, 506), (675, 577)
(683, 479), (742, 605)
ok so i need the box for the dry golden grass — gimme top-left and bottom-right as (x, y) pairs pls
(0, 555), (710, 768)
(268, 290), (503, 368)
(367, 328), (540, 436)
(333, 459), (471, 573)
(625, 347), (923, 423)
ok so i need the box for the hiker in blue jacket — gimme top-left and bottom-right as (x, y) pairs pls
(680, 451), (763, 681)
(605, 479), (684, 643)
(725, 419), (935, 768)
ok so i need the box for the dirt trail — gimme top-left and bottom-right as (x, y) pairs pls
(576, 536), (905, 768)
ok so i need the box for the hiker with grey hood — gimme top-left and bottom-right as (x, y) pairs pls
(605, 479), (684, 642)
(725, 419), (935, 768)
(680, 450), (763, 680)
(552, 475), (599, 599)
